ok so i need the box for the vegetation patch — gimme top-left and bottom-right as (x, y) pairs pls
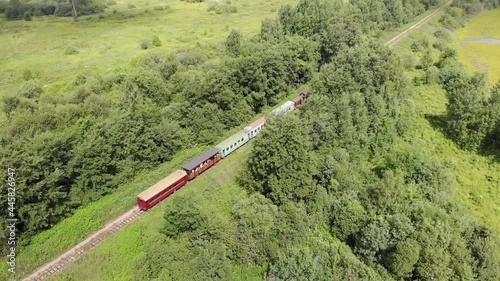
(455, 9), (500, 83)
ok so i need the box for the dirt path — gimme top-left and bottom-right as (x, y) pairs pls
(385, 0), (452, 46)
(20, 2), (452, 280)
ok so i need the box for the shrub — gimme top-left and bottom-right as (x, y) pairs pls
(65, 47), (79, 55)
(112, 9), (117, 14)
(174, 50), (207, 66)
(128, 4), (136, 9)
(152, 35), (162, 47)
(107, 0), (117, 6)
(23, 11), (32, 21)
(98, 14), (105, 19)
(432, 40), (447, 51)
(434, 28), (452, 42)
(18, 80), (43, 99)
(411, 41), (422, 52)
(423, 66), (439, 85)
(207, 3), (237, 14)
(23, 69), (33, 81)
(140, 40), (152, 50)
(5, 7), (20, 20)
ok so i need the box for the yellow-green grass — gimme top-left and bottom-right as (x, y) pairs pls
(389, 10), (500, 235)
(409, 85), (500, 233)
(0, 0), (296, 97)
(454, 9), (500, 84)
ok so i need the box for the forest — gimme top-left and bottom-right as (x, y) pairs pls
(0, 0), (499, 279)
(0, 0), (105, 20)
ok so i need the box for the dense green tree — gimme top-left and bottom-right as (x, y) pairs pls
(225, 29), (242, 56)
(163, 195), (207, 239)
(231, 194), (279, 264)
(240, 115), (317, 204)
(385, 238), (421, 279)
(330, 192), (368, 241)
(260, 17), (284, 41)
(445, 72), (490, 151)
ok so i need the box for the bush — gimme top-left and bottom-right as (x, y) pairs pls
(18, 80), (43, 99)
(107, 0), (117, 6)
(207, 3), (237, 14)
(65, 47), (79, 55)
(5, 7), (20, 20)
(23, 11), (32, 21)
(433, 39), (446, 50)
(140, 40), (152, 50)
(152, 35), (162, 47)
(128, 4), (136, 9)
(23, 69), (33, 81)
(434, 28), (452, 42)
(423, 66), (439, 85)
(411, 41), (422, 52)
(400, 53), (417, 70)
(174, 50), (207, 66)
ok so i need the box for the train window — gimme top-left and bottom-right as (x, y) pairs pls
(241, 138), (244, 141)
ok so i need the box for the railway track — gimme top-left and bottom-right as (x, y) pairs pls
(22, 207), (145, 281)
(385, 0), (452, 46)
(20, 2), (452, 280)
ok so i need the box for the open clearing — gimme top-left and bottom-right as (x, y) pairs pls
(454, 9), (500, 83)
(0, 0), (296, 97)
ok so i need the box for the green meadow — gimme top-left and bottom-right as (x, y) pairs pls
(454, 9), (500, 83)
(389, 10), (500, 235)
(0, 0), (296, 97)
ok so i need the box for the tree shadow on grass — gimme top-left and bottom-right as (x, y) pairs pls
(424, 113), (500, 163)
(480, 131), (500, 162)
(424, 113), (448, 135)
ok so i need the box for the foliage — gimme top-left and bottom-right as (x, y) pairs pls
(3, 0), (105, 20)
(65, 47), (79, 55)
(152, 35), (162, 47)
(207, 2), (237, 15)
(225, 29), (241, 56)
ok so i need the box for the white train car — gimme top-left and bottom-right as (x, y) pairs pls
(270, 101), (295, 116)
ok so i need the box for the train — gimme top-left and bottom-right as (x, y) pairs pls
(137, 91), (309, 210)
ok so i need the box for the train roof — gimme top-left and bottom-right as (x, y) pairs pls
(270, 101), (295, 115)
(182, 147), (220, 171)
(216, 130), (248, 148)
(245, 117), (266, 131)
(137, 170), (187, 201)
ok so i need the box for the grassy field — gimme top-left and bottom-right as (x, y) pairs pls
(388, 10), (500, 234)
(0, 0), (296, 97)
(454, 9), (500, 84)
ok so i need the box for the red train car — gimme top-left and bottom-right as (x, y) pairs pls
(293, 91), (309, 109)
(182, 147), (221, 181)
(137, 170), (188, 210)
